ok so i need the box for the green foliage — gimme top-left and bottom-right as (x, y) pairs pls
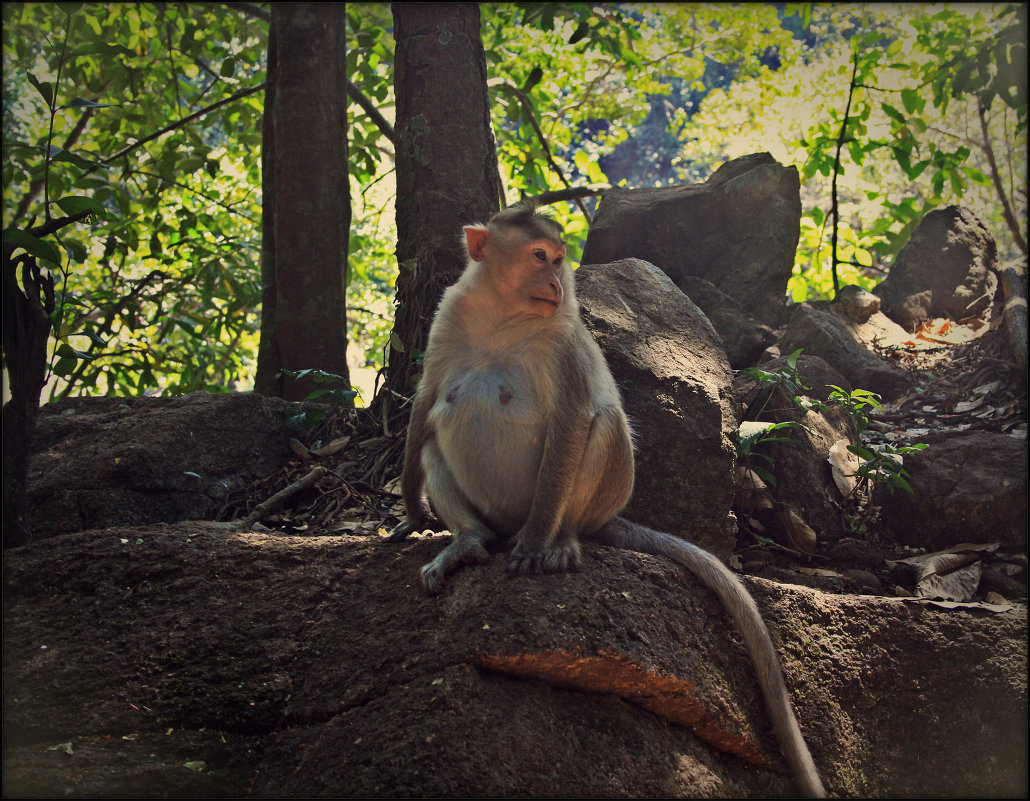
(4, 2), (267, 397)
(847, 442), (927, 497)
(823, 386), (882, 434)
(283, 368), (358, 427)
(4, 3), (1024, 401)
(735, 419), (807, 487)
(684, 4), (1026, 302)
(737, 348), (811, 422)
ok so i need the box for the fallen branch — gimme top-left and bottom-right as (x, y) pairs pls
(241, 465), (327, 528)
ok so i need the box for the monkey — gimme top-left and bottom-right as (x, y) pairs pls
(389, 206), (826, 798)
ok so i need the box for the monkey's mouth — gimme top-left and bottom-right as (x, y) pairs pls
(532, 297), (560, 306)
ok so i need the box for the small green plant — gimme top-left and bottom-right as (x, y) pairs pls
(847, 442), (928, 496)
(738, 348), (809, 420)
(804, 385), (883, 433)
(735, 419), (807, 487)
(283, 368), (358, 427)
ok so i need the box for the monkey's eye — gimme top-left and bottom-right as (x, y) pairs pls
(533, 249), (547, 263)
(553, 256), (563, 267)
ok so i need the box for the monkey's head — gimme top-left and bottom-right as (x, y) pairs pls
(463, 208), (568, 319)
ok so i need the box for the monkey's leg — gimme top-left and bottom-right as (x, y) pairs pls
(509, 405), (633, 576)
(420, 440), (497, 594)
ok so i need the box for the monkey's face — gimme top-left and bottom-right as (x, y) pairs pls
(504, 238), (566, 318)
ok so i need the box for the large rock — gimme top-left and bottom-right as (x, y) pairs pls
(680, 275), (778, 369)
(777, 304), (915, 401)
(876, 430), (1028, 551)
(582, 152), (801, 327)
(27, 392), (308, 537)
(873, 206), (1000, 332)
(2, 525), (1026, 797)
(576, 258), (739, 558)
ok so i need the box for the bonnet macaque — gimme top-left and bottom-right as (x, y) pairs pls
(390, 206), (825, 798)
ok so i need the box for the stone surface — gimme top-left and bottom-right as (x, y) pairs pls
(2, 524), (1026, 798)
(576, 258), (740, 558)
(26, 392), (310, 537)
(582, 152), (801, 327)
(873, 205), (1000, 332)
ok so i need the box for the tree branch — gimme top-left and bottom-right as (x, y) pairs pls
(490, 80), (591, 219)
(830, 54), (861, 296)
(978, 101), (1027, 256)
(347, 79), (396, 143)
(100, 82), (266, 166)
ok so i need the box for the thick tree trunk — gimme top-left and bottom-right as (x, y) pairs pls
(255, 3), (351, 402)
(381, 2), (502, 404)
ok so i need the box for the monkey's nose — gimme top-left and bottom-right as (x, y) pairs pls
(550, 275), (564, 305)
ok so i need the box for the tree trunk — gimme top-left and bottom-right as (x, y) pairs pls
(381, 2), (502, 405)
(2, 253), (55, 548)
(255, 2), (351, 402)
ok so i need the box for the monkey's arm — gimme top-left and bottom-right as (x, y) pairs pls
(508, 353), (595, 573)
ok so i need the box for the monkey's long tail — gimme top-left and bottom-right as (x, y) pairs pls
(590, 516), (826, 799)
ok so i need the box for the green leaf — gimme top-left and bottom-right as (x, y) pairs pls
(2, 228), (62, 264)
(61, 97), (115, 109)
(568, 20), (589, 44)
(48, 146), (98, 170)
(53, 357), (77, 377)
(900, 88), (923, 113)
(881, 103), (907, 124)
(68, 41), (135, 59)
(56, 195), (105, 217)
(27, 73), (54, 107)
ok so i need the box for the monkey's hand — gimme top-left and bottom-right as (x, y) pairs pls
(507, 535), (581, 576)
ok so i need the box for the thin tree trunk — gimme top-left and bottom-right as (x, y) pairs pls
(978, 101), (1027, 257)
(2, 254), (55, 548)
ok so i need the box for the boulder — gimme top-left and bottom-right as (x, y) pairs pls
(582, 152), (801, 327)
(876, 430), (1028, 551)
(777, 304), (915, 401)
(680, 275), (778, 369)
(576, 258), (739, 558)
(27, 392), (309, 537)
(873, 206), (1000, 332)
(2, 525), (1026, 798)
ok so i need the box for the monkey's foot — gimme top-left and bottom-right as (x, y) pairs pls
(507, 539), (581, 576)
(420, 535), (491, 594)
(387, 519), (420, 541)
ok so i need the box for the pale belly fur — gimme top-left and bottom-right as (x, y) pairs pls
(427, 362), (547, 535)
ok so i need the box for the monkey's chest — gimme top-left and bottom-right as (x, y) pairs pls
(429, 365), (548, 518)
(431, 366), (544, 429)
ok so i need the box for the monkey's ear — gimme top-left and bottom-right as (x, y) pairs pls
(464, 225), (489, 262)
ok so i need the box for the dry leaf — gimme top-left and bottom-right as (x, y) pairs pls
(916, 562), (982, 602)
(885, 597), (1014, 613)
(289, 437), (312, 459)
(887, 543), (1000, 602)
(954, 396), (986, 413)
(827, 439), (861, 496)
(309, 436), (351, 457)
(798, 567), (844, 578)
(782, 507), (818, 554)
(734, 466), (774, 514)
